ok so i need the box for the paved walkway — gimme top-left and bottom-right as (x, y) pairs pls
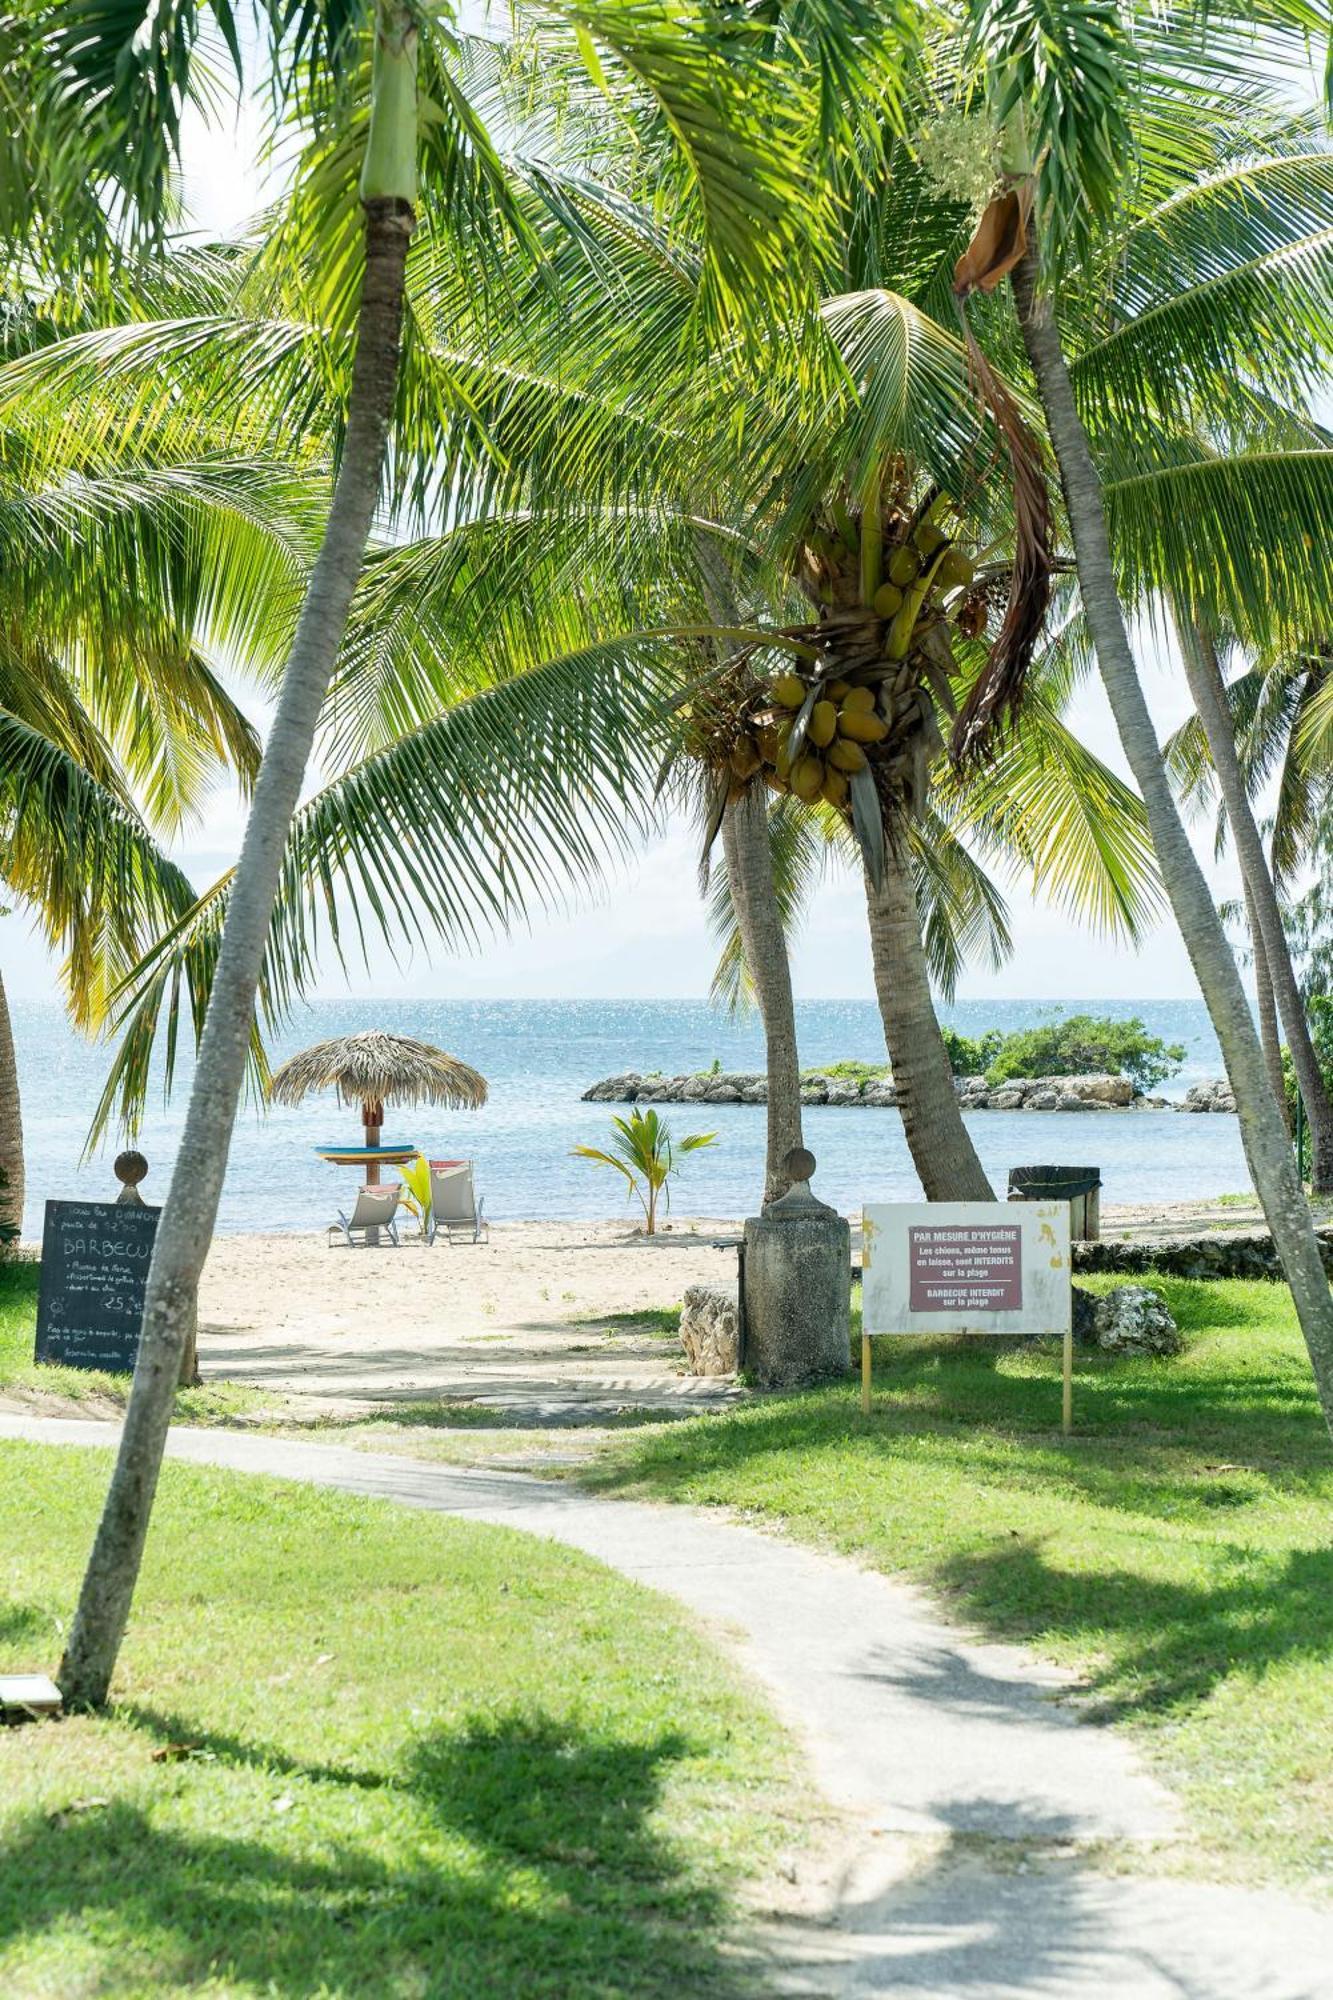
(5, 1415), (1331, 1997)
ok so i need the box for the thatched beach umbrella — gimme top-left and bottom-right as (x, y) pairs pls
(268, 1031), (488, 1184)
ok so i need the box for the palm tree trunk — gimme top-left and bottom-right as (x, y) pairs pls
(864, 847), (994, 1201)
(692, 527), (805, 1205)
(0, 969), (23, 1243)
(720, 790), (805, 1203)
(1013, 247), (1333, 1434)
(57, 2), (418, 1711)
(1246, 888), (1290, 1127)
(1177, 619), (1333, 1184)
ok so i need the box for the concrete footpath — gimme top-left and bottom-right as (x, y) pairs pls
(5, 1415), (1332, 1998)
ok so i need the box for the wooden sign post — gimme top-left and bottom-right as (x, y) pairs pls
(861, 1201), (1074, 1434)
(35, 1199), (160, 1375)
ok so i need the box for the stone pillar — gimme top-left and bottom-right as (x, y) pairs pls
(741, 1148), (850, 1387)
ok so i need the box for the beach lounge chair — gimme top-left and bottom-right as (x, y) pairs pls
(328, 1183), (403, 1248)
(426, 1160), (487, 1244)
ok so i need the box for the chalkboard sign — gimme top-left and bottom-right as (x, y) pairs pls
(35, 1199), (160, 1374)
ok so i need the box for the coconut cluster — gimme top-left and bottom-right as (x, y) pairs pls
(716, 507), (990, 820)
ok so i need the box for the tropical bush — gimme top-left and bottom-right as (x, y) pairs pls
(985, 1015), (1185, 1091)
(802, 1059), (889, 1086)
(1282, 997), (1333, 1124)
(940, 1030), (1004, 1078)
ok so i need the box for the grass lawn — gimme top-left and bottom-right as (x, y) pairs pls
(0, 1441), (809, 1998)
(581, 1275), (1333, 1893)
(0, 1258), (268, 1423)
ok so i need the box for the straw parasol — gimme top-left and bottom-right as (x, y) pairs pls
(268, 1031), (488, 1183)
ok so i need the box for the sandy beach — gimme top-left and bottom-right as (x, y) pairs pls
(197, 1218), (748, 1417)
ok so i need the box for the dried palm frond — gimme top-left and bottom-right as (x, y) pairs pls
(950, 186), (1054, 764)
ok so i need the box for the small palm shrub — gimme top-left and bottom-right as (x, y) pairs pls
(573, 1109), (716, 1235)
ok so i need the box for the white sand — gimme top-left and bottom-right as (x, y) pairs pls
(198, 1218), (745, 1414)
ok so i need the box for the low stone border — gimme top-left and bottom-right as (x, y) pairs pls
(1074, 1230), (1333, 1280)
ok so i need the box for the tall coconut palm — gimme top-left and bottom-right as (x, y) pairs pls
(378, 120), (1151, 1200)
(32, 0), (832, 1708)
(705, 639), (1161, 1201)
(923, 12), (1333, 1425)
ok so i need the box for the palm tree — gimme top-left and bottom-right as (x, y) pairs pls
(1170, 632), (1333, 1134)
(1169, 616), (1333, 1187)
(396, 109), (1162, 1200)
(692, 530), (807, 1202)
(574, 1108), (716, 1235)
(39, 0), (832, 1707)
(934, 21), (1333, 1424)
(0, 298), (312, 1241)
(705, 643), (1160, 1198)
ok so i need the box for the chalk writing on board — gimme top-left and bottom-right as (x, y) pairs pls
(35, 1199), (159, 1374)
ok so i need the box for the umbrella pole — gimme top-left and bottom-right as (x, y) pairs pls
(363, 1098), (383, 1246)
(362, 1099), (383, 1184)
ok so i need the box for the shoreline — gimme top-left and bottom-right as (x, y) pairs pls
(15, 1186), (1272, 1253)
(11, 1198), (1330, 1423)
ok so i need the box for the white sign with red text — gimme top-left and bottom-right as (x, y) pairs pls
(862, 1201), (1071, 1338)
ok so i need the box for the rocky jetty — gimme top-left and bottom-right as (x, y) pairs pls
(582, 1070), (1153, 1110)
(1177, 1078), (1237, 1113)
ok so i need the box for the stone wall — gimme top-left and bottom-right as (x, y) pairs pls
(1074, 1231), (1333, 1280)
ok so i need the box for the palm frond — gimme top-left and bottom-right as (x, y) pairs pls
(90, 629), (687, 1139)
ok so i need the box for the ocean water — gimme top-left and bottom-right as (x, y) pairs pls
(10, 995), (1248, 1237)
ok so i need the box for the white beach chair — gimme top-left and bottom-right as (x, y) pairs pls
(426, 1160), (487, 1244)
(328, 1183), (403, 1248)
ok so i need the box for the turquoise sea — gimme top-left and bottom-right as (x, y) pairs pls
(11, 996), (1247, 1237)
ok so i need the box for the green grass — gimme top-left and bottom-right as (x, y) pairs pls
(584, 1275), (1333, 1892)
(0, 1442), (808, 1997)
(0, 1259), (268, 1423)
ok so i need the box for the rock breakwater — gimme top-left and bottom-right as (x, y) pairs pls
(582, 1070), (1158, 1110)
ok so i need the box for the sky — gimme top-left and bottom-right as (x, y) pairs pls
(0, 76), (1249, 1010)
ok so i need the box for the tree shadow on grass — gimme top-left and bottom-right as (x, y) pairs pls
(934, 1537), (1333, 1723)
(0, 1706), (749, 1998)
(588, 1345), (1331, 1515)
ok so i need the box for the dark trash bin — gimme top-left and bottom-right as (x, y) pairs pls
(1008, 1165), (1102, 1242)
